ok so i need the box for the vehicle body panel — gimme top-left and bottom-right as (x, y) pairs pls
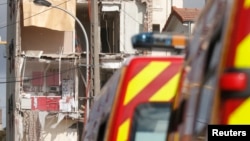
(83, 56), (184, 141)
(167, 0), (250, 141)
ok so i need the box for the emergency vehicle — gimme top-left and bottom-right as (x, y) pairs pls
(82, 32), (187, 141)
(167, 0), (250, 141)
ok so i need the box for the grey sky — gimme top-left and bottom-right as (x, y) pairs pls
(183, 0), (205, 8)
(0, 0), (7, 128)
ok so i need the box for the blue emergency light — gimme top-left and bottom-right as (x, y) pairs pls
(131, 32), (187, 49)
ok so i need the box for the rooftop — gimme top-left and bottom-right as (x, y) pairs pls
(172, 6), (201, 22)
(162, 6), (201, 32)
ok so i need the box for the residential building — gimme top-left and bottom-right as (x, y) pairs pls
(152, 0), (183, 32)
(7, 0), (88, 140)
(162, 6), (201, 35)
(6, 0), (183, 140)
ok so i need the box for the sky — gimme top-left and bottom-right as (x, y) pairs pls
(0, 0), (7, 128)
(0, 0), (205, 129)
(183, 0), (205, 8)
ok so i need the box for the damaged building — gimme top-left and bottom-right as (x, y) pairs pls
(6, 0), (183, 140)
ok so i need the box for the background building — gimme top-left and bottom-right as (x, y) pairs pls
(5, 0), (199, 140)
(162, 6), (201, 35)
(152, 0), (183, 32)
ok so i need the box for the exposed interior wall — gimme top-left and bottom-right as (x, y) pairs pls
(22, 0), (76, 32)
(120, 1), (145, 53)
(100, 69), (116, 87)
(21, 111), (79, 141)
(6, 1), (87, 141)
(19, 59), (79, 113)
(100, 11), (120, 53)
(41, 117), (78, 141)
(21, 60), (76, 95)
(76, 4), (90, 53)
(21, 27), (74, 54)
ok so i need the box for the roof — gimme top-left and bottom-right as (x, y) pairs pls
(172, 6), (201, 22)
(162, 6), (201, 31)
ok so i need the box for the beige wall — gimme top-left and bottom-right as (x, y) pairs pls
(21, 27), (74, 54)
(41, 118), (78, 141)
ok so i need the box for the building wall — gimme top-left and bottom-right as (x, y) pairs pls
(172, 0), (183, 8)
(7, 0), (81, 140)
(40, 117), (78, 141)
(152, 0), (168, 31)
(152, 0), (183, 32)
(164, 16), (188, 34)
(76, 7), (90, 53)
(191, 22), (196, 34)
(119, 1), (146, 53)
(21, 27), (74, 54)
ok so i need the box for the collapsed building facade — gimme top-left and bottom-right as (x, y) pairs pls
(6, 0), (183, 140)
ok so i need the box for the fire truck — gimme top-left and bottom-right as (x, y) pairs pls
(167, 0), (250, 141)
(82, 32), (187, 141)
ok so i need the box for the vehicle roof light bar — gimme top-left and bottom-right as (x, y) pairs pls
(131, 32), (188, 50)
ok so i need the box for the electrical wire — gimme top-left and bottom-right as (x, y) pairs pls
(0, 2), (7, 5)
(0, 61), (104, 81)
(0, 0), (71, 29)
(120, 9), (142, 24)
(0, 0), (142, 30)
(0, 66), (81, 84)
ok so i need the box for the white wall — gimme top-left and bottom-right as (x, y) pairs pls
(173, 0), (183, 7)
(152, 0), (184, 31)
(191, 22), (196, 34)
(152, 0), (168, 31)
(120, 1), (145, 53)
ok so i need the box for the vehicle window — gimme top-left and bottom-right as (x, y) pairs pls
(130, 103), (171, 141)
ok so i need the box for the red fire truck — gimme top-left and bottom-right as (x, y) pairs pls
(167, 0), (250, 141)
(82, 32), (187, 141)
